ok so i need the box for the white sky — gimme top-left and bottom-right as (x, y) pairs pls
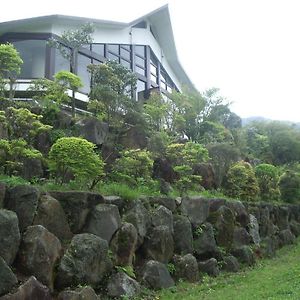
(2, 0), (300, 122)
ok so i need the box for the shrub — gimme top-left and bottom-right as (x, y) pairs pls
(224, 161), (259, 201)
(255, 163), (280, 201)
(48, 137), (105, 188)
(111, 149), (153, 186)
(279, 171), (300, 203)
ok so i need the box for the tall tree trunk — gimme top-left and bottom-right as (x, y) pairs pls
(71, 89), (75, 117)
(9, 78), (14, 101)
(70, 50), (77, 117)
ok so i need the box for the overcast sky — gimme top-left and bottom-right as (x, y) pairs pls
(2, 0), (300, 122)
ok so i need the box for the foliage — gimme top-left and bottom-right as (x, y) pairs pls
(111, 149), (153, 186)
(88, 61), (137, 125)
(0, 43), (23, 100)
(5, 107), (52, 145)
(279, 171), (300, 203)
(0, 139), (42, 176)
(0, 174), (30, 186)
(255, 163), (280, 201)
(147, 131), (172, 158)
(224, 161), (260, 201)
(166, 142), (209, 195)
(48, 137), (105, 188)
(198, 121), (233, 144)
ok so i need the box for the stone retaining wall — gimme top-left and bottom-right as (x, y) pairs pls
(1, 183), (300, 299)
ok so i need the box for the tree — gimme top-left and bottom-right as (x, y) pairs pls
(279, 171), (300, 203)
(224, 161), (260, 201)
(48, 137), (105, 188)
(0, 43), (23, 101)
(255, 163), (280, 201)
(88, 60), (137, 125)
(48, 23), (94, 116)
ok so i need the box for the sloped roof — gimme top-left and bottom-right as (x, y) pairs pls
(0, 5), (195, 90)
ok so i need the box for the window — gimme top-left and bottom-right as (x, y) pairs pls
(135, 45), (145, 58)
(77, 54), (92, 94)
(92, 44), (105, 56)
(55, 47), (70, 73)
(13, 39), (47, 78)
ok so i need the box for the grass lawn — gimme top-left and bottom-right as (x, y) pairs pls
(157, 240), (300, 300)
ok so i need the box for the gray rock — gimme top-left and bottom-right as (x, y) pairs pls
(1, 276), (52, 300)
(0, 209), (20, 265)
(124, 201), (151, 247)
(277, 207), (290, 230)
(84, 204), (121, 243)
(180, 196), (210, 226)
(222, 255), (240, 272)
(249, 214), (261, 245)
(151, 205), (173, 234)
(18, 225), (62, 290)
(208, 198), (227, 213)
(198, 258), (220, 277)
(56, 233), (112, 289)
(103, 195), (125, 211)
(232, 227), (251, 248)
(290, 220), (300, 237)
(33, 195), (72, 241)
(21, 157), (43, 181)
(143, 226), (174, 263)
(48, 191), (104, 233)
(6, 185), (40, 232)
(149, 196), (176, 212)
(0, 183), (6, 208)
(279, 229), (295, 246)
(57, 286), (99, 300)
(142, 260), (175, 290)
(173, 215), (193, 255)
(0, 257), (18, 296)
(75, 117), (108, 145)
(174, 254), (199, 282)
(110, 222), (138, 267)
(261, 236), (278, 258)
(193, 222), (217, 259)
(226, 201), (249, 228)
(231, 245), (255, 266)
(107, 272), (140, 298)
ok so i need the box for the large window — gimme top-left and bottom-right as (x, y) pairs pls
(134, 45), (146, 76)
(54, 46), (70, 73)
(13, 39), (46, 78)
(77, 53), (92, 94)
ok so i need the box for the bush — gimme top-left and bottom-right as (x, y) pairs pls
(224, 161), (260, 201)
(255, 163), (280, 201)
(279, 171), (300, 203)
(48, 137), (105, 188)
(111, 149), (153, 186)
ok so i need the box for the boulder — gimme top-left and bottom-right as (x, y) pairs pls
(120, 125), (147, 149)
(75, 117), (108, 146)
(290, 220), (300, 237)
(249, 214), (261, 245)
(180, 196), (210, 226)
(226, 201), (249, 228)
(123, 201), (151, 247)
(278, 229), (295, 247)
(193, 163), (216, 190)
(209, 205), (235, 250)
(174, 254), (199, 282)
(0, 209), (20, 265)
(107, 272), (140, 298)
(6, 185), (40, 232)
(142, 260), (175, 290)
(54, 110), (73, 129)
(57, 286), (99, 300)
(18, 225), (62, 290)
(277, 207), (290, 230)
(232, 227), (251, 248)
(0, 182), (6, 208)
(33, 195), (72, 241)
(209, 198), (227, 213)
(103, 195), (125, 212)
(0, 257), (18, 296)
(148, 196), (176, 212)
(151, 205), (174, 233)
(222, 255), (240, 272)
(1, 276), (52, 300)
(20, 157), (43, 181)
(231, 245), (255, 266)
(260, 236), (278, 258)
(110, 222), (138, 267)
(173, 215), (193, 255)
(55, 233), (112, 289)
(193, 222), (217, 259)
(152, 158), (177, 183)
(198, 258), (220, 277)
(143, 226), (174, 263)
(48, 191), (104, 233)
(83, 204), (121, 243)
(34, 131), (52, 154)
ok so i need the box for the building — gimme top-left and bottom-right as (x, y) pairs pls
(0, 5), (194, 105)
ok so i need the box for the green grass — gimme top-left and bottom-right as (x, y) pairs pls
(157, 240), (300, 300)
